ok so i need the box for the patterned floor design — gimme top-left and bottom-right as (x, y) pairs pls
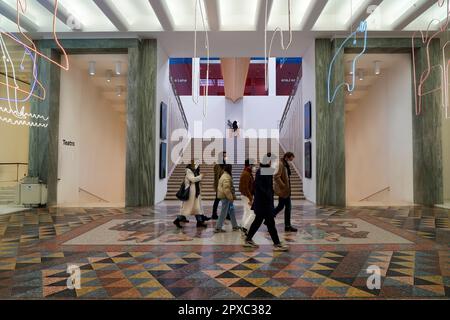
(0, 202), (449, 299)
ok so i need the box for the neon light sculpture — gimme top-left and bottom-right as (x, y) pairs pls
(327, 20), (368, 104)
(192, 0), (209, 118)
(411, 0), (450, 116)
(264, 0), (293, 91)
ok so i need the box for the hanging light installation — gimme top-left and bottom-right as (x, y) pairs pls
(412, 0), (450, 116)
(327, 20), (368, 104)
(192, 0), (209, 118)
(264, 0), (293, 91)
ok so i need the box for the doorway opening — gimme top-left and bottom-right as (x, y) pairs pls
(345, 53), (414, 206)
(57, 54), (127, 207)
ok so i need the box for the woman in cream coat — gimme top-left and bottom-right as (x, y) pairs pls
(174, 161), (207, 228)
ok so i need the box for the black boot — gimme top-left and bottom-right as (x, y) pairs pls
(197, 221), (207, 228)
(201, 215), (211, 222)
(173, 218), (182, 229)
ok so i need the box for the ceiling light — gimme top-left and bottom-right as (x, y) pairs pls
(313, 0), (366, 31)
(358, 69), (364, 81)
(106, 70), (113, 83)
(116, 86), (123, 97)
(374, 61), (381, 75)
(164, 0), (210, 31)
(218, 0), (260, 31)
(88, 61), (96, 76)
(115, 61), (122, 75)
(268, 0), (313, 30)
(347, 61), (354, 75)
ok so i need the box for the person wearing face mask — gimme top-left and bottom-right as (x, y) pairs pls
(273, 152), (298, 232)
(174, 160), (208, 229)
(244, 153), (288, 251)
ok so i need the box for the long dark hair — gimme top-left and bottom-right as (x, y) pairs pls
(223, 164), (232, 175)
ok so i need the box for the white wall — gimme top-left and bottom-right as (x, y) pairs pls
(58, 60), (126, 205)
(300, 41), (316, 203)
(155, 43), (191, 204)
(0, 83), (30, 183)
(345, 54), (413, 205)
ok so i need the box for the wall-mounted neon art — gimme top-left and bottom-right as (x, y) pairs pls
(412, 0), (450, 116)
(327, 20), (368, 104)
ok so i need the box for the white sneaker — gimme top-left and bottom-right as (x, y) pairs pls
(273, 243), (289, 252)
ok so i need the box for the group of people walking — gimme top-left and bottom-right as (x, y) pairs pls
(174, 151), (297, 252)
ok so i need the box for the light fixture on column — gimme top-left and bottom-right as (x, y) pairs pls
(115, 61), (122, 75)
(116, 86), (123, 97)
(347, 61), (354, 75)
(358, 69), (364, 81)
(374, 61), (381, 75)
(106, 69), (113, 83)
(88, 61), (96, 76)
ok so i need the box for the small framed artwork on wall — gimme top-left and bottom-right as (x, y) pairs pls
(160, 142), (167, 179)
(305, 141), (312, 179)
(304, 101), (311, 140)
(160, 102), (168, 140)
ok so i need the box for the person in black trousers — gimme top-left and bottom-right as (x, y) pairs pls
(243, 153), (288, 252)
(211, 152), (227, 219)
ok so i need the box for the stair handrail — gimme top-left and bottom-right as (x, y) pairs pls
(279, 71), (302, 131)
(169, 75), (189, 130)
(79, 188), (109, 203)
(359, 186), (391, 202)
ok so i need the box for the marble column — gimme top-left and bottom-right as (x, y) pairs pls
(126, 39), (157, 207)
(412, 38), (443, 205)
(28, 43), (61, 205)
(315, 39), (346, 206)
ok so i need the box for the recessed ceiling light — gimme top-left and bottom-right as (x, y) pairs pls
(88, 61), (96, 76)
(116, 86), (123, 97)
(106, 70), (113, 83)
(115, 61), (122, 75)
(374, 61), (381, 75)
(358, 69), (364, 81)
(218, 0), (260, 31)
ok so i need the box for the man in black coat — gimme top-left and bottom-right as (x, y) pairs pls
(244, 153), (288, 252)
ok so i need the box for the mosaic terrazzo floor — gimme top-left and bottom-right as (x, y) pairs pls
(0, 202), (449, 299)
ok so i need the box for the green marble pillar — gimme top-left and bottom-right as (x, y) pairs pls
(315, 39), (346, 206)
(126, 39), (157, 207)
(28, 44), (61, 205)
(412, 39), (443, 205)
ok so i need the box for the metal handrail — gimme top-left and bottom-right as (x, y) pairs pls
(279, 72), (302, 131)
(169, 76), (189, 130)
(79, 188), (109, 203)
(0, 162), (28, 183)
(360, 187), (391, 202)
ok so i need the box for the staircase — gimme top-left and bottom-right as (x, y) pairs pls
(165, 139), (305, 201)
(0, 185), (17, 205)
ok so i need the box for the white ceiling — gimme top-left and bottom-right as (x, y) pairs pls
(344, 53), (409, 112)
(0, 0), (447, 33)
(70, 54), (128, 116)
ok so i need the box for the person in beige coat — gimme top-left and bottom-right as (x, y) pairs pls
(214, 164), (240, 233)
(174, 161), (208, 229)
